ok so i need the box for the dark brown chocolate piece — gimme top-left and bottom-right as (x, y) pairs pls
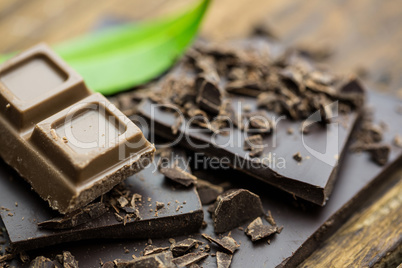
(196, 179), (224, 205)
(160, 165), (198, 187)
(0, 149), (203, 250)
(38, 202), (107, 230)
(172, 252), (208, 267)
(143, 245), (169, 256)
(264, 210), (276, 226)
(0, 44), (155, 214)
(202, 234), (239, 254)
(245, 217), (281, 242)
(211, 189), (264, 233)
(114, 251), (175, 268)
(170, 238), (203, 257)
(216, 251), (232, 268)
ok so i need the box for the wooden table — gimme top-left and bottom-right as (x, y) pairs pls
(0, 0), (401, 266)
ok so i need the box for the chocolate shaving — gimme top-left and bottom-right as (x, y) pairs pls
(170, 238), (203, 257)
(265, 210), (277, 226)
(244, 135), (264, 157)
(245, 217), (282, 242)
(202, 234), (240, 254)
(38, 202), (107, 230)
(216, 251), (233, 268)
(114, 251), (174, 268)
(172, 252), (208, 267)
(160, 165), (197, 187)
(143, 245), (169, 256)
(211, 189), (264, 233)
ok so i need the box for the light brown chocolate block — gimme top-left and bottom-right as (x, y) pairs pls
(0, 44), (155, 214)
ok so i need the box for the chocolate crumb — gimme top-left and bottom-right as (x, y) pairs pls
(265, 210), (277, 226)
(244, 134), (264, 157)
(394, 134), (402, 148)
(293, 152), (302, 162)
(155, 202), (165, 210)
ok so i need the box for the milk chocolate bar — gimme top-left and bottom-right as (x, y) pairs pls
(0, 44), (155, 214)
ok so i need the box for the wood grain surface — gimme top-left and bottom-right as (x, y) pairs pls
(0, 1), (401, 267)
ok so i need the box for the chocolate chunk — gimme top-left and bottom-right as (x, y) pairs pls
(293, 152), (302, 162)
(170, 238), (203, 257)
(117, 197), (129, 208)
(216, 251), (233, 268)
(29, 256), (54, 268)
(211, 189), (264, 233)
(196, 179), (224, 205)
(143, 245), (169, 256)
(155, 202), (165, 210)
(202, 234), (240, 254)
(38, 202), (107, 230)
(102, 261), (114, 268)
(243, 134), (264, 157)
(114, 251), (174, 268)
(60, 251), (79, 268)
(160, 166), (197, 187)
(245, 217), (281, 242)
(0, 44), (155, 214)
(246, 112), (272, 134)
(225, 80), (263, 97)
(172, 252), (208, 267)
(394, 134), (402, 148)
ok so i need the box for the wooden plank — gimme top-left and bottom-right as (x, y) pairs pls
(300, 175), (402, 267)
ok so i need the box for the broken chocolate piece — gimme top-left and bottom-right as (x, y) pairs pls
(202, 234), (240, 254)
(394, 135), (402, 148)
(0, 44), (155, 214)
(216, 251), (233, 268)
(196, 179), (224, 205)
(244, 135), (264, 157)
(155, 202), (165, 210)
(211, 189), (264, 233)
(170, 238), (203, 257)
(365, 144), (391, 166)
(245, 217), (281, 242)
(114, 251), (174, 268)
(172, 252), (208, 267)
(160, 165), (197, 187)
(60, 251), (79, 268)
(143, 245), (169, 256)
(38, 202), (107, 230)
(265, 210), (276, 226)
(246, 111), (272, 134)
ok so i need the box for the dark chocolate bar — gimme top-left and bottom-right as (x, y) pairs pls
(0, 148), (203, 251)
(1, 90), (400, 268)
(0, 44), (155, 214)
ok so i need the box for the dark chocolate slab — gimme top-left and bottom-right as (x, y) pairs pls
(0, 149), (203, 251)
(2, 90), (400, 268)
(138, 90), (359, 206)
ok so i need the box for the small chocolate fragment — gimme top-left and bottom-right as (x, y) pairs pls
(216, 251), (233, 268)
(196, 73), (222, 115)
(225, 80), (262, 97)
(155, 202), (165, 210)
(244, 135), (264, 157)
(38, 202), (107, 230)
(245, 217), (281, 242)
(293, 152), (302, 162)
(265, 210), (276, 226)
(0, 254), (13, 263)
(160, 165), (197, 187)
(202, 234), (240, 254)
(102, 261), (114, 268)
(172, 252), (208, 267)
(143, 245), (169, 256)
(117, 197), (129, 208)
(365, 144), (391, 166)
(196, 179), (224, 205)
(246, 112), (272, 134)
(29, 256), (54, 268)
(114, 251), (174, 268)
(60, 251), (79, 268)
(19, 251), (30, 263)
(170, 238), (203, 257)
(211, 189), (264, 233)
